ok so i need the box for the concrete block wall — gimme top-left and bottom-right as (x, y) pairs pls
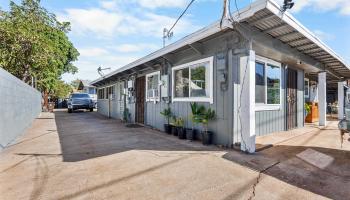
(0, 68), (41, 150)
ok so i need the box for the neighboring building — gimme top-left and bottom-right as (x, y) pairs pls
(91, 0), (350, 152)
(78, 80), (97, 101)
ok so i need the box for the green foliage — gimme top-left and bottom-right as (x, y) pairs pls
(174, 117), (185, 127)
(160, 107), (172, 125)
(0, 0), (79, 97)
(199, 107), (216, 133)
(305, 103), (311, 114)
(170, 115), (177, 126)
(123, 108), (130, 122)
(189, 102), (205, 128)
(52, 80), (72, 99)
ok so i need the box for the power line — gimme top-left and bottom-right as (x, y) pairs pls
(163, 0), (196, 46)
(168, 0), (195, 35)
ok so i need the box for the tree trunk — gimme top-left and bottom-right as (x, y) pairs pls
(22, 64), (30, 83)
(43, 90), (49, 111)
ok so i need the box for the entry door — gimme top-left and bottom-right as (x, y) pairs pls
(135, 76), (146, 124)
(286, 68), (298, 130)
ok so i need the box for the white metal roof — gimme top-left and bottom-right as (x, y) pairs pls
(91, 0), (350, 86)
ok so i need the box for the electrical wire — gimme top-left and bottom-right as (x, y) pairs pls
(167, 0), (196, 36)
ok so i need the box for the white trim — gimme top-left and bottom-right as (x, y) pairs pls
(145, 71), (160, 102)
(255, 55), (282, 110)
(171, 57), (214, 104)
(255, 105), (281, 111)
(304, 78), (310, 98)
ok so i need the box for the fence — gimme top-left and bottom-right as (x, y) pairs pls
(0, 68), (41, 150)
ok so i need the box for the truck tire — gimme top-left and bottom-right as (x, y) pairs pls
(68, 109), (72, 113)
(89, 108), (93, 112)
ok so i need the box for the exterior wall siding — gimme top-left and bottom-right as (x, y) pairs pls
(142, 32), (241, 146)
(95, 30), (307, 146)
(255, 66), (286, 136)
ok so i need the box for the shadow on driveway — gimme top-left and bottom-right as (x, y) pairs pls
(54, 110), (215, 162)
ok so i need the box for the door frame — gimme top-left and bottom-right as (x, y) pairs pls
(135, 76), (146, 124)
(286, 67), (298, 130)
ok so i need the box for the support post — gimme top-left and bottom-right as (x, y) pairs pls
(338, 81), (345, 119)
(240, 50), (256, 153)
(318, 72), (327, 126)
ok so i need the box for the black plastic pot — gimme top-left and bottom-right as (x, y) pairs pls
(186, 128), (196, 141)
(171, 126), (178, 136)
(177, 127), (186, 139)
(164, 124), (172, 134)
(201, 131), (213, 145)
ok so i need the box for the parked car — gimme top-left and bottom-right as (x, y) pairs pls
(67, 93), (94, 113)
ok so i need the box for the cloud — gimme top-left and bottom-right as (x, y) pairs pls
(110, 43), (160, 53)
(58, 5), (198, 38)
(62, 48), (139, 82)
(313, 30), (335, 41)
(275, 0), (350, 15)
(78, 47), (110, 57)
(58, 8), (123, 37)
(136, 0), (189, 9)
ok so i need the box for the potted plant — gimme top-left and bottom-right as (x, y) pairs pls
(160, 107), (172, 134)
(176, 117), (186, 139)
(186, 102), (205, 141)
(304, 103), (311, 120)
(200, 108), (216, 145)
(171, 115), (178, 136)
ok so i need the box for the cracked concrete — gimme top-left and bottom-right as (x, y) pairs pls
(0, 110), (339, 199)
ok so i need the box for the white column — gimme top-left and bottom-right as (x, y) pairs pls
(240, 50), (256, 153)
(338, 81), (345, 119)
(318, 72), (327, 126)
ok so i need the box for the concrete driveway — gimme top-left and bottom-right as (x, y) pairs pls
(0, 110), (347, 200)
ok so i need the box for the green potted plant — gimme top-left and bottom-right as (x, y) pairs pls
(304, 103), (311, 120)
(186, 102), (205, 141)
(200, 108), (216, 145)
(123, 108), (130, 123)
(176, 117), (186, 139)
(170, 115), (178, 136)
(160, 107), (172, 134)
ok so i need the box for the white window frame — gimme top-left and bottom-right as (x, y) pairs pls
(98, 87), (107, 100)
(145, 71), (161, 102)
(255, 55), (282, 111)
(171, 57), (214, 104)
(304, 78), (310, 98)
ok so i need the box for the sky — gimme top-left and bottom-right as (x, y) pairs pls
(1, 0), (350, 83)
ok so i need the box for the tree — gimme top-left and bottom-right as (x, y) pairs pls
(0, 0), (79, 107)
(52, 80), (72, 99)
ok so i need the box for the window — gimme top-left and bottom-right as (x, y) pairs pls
(304, 78), (309, 98)
(172, 57), (213, 103)
(71, 93), (90, 98)
(106, 85), (115, 99)
(98, 88), (105, 99)
(88, 87), (96, 95)
(146, 71), (160, 101)
(255, 56), (282, 110)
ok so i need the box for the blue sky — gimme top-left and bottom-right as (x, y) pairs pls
(1, 0), (350, 83)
